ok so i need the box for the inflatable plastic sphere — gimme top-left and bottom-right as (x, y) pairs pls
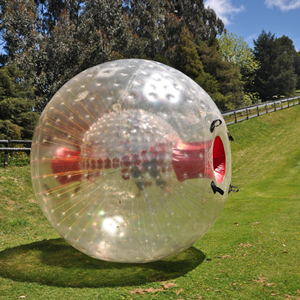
(31, 59), (232, 263)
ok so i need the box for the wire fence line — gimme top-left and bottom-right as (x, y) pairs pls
(1, 96), (300, 167)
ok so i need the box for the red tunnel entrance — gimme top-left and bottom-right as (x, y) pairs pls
(51, 136), (227, 185)
(213, 136), (226, 183)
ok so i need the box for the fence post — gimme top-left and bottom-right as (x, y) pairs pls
(246, 108), (249, 120)
(4, 140), (8, 168)
(265, 103), (268, 113)
(234, 111), (237, 123)
(257, 105), (259, 116)
(274, 101), (276, 111)
(288, 99), (290, 107)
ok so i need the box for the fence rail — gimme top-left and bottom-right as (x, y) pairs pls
(0, 140), (31, 167)
(222, 96), (300, 125)
(1, 96), (299, 167)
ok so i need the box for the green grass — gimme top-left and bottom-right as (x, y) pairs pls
(0, 106), (299, 299)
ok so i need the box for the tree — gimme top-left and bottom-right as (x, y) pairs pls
(166, 0), (224, 42)
(175, 28), (205, 79)
(0, 0), (145, 111)
(196, 39), (245, 110)
(253, 31), (297, 100)
(33, 0), (85, 34)
(0, 0), (80, 111)
(274, 35), (297, 96)
(123, 0), (166, 58)
(294, 51), (300, 90)
(218, 31), (256, 67)
(174, 29), (240, 111)
(0, 0), (39, 61)
(123, 0), (224, 59)
(252, 31), (276, 100)
(0, 0), (225, 112)
(0, 65), (39, 139)
(34, 8), (83, 111)
(218, 31), (259, 94)
(160, 12), (184, 64)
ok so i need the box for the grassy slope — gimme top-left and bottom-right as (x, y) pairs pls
(0, 106), (299, 299)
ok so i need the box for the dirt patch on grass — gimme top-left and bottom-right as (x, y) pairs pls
(0, 199), (17, 212)
(28, 198), (37, 204)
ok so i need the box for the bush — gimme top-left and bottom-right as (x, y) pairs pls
(0, 147), (30, 167)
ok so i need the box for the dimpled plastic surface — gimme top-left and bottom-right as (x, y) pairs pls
(31, 59), (231, 263)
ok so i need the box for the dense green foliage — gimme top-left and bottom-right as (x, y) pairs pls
(0, 1), (299, 139)
(0, 65), (39, 139)
(293, 49), (300, 90)
(218, 31), (260, 104)
(253, 31), (298, 100)
(0, 0), (224, 112)
(196, 39), (246, 109)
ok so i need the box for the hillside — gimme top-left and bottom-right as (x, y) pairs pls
(0, 105), (299, 299)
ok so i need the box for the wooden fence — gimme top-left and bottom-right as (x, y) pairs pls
(222, 96), (300, 125)
(1, 96), (299, 167)
(0, 140), (31, 167)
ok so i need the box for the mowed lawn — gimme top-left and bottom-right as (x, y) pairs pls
(0, 105), (299, 299)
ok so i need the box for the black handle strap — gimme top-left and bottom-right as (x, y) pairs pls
(210, 119), (222, 133)
(227, 131), (234, 141)
(211, 181), (224, 195)
(229, 184), (239, 193)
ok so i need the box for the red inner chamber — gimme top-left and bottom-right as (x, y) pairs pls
(51, 136), (227, 185)
(213, 136), (226, 183)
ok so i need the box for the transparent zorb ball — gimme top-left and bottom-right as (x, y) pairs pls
(31, 59), (231, 263)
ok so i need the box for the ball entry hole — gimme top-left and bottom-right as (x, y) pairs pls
(213, 136), (226, 183)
